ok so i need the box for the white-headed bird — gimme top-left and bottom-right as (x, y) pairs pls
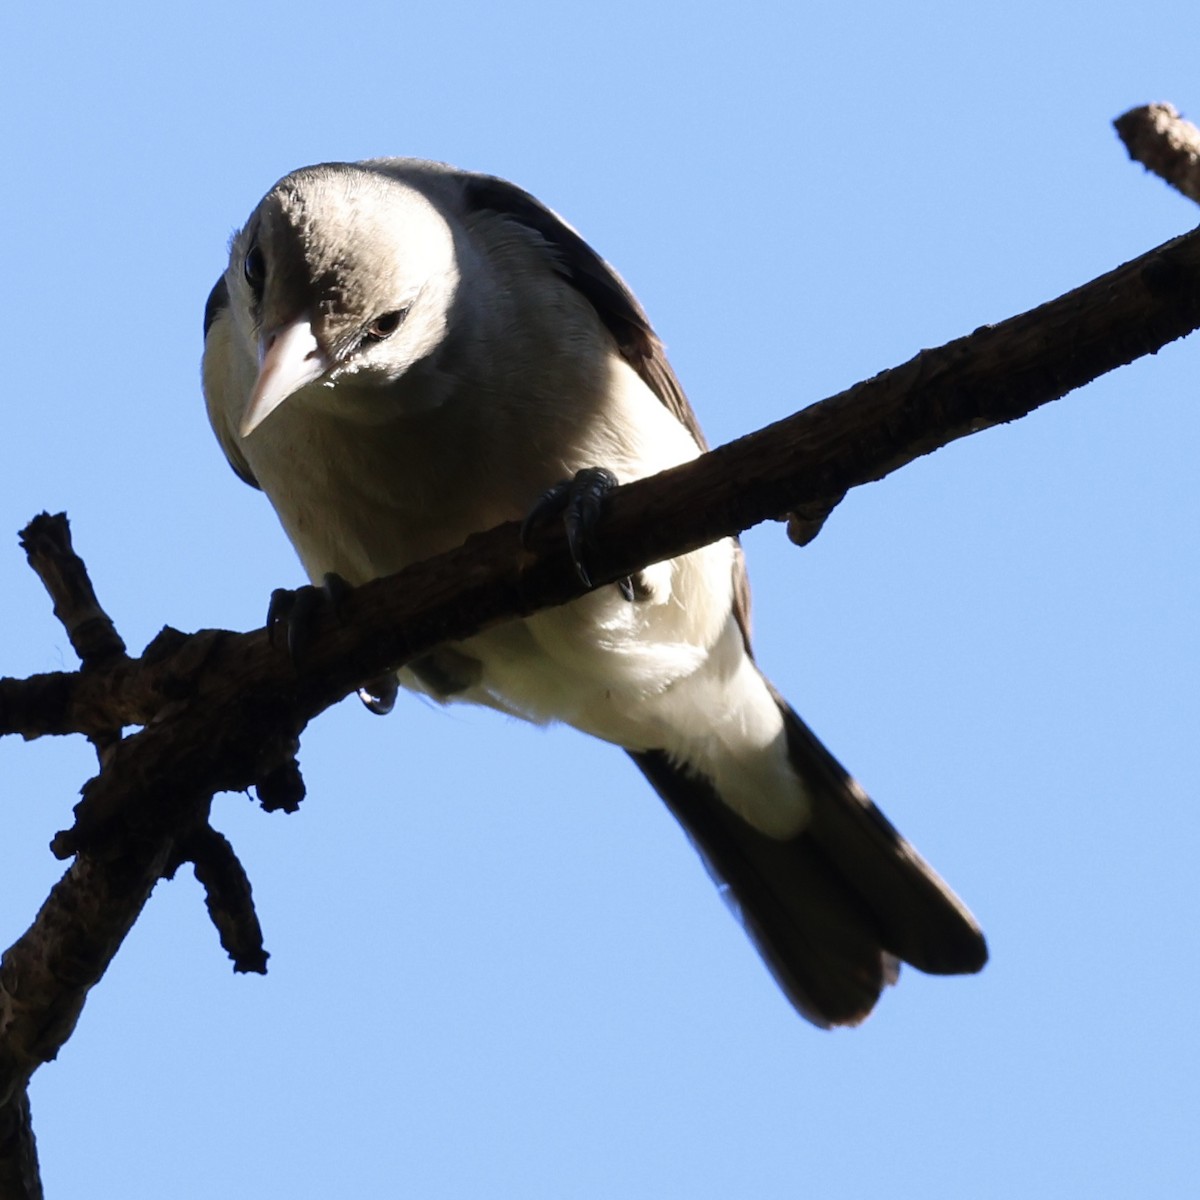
(202, 159), (986, 1026)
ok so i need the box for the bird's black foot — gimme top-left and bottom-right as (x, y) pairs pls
(266, 573), (347, 661)
(266, 573), (397, 716)
(521, 467), (635, 600)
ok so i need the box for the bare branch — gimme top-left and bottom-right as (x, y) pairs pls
(19, 514), (127, 669)
(170, 827), (269, 974)
(0, 1089), (42, 1200)
(1115, 102), (1200, 204)
(0, 527), (260, 1153)
(0, 838), (178, 1109)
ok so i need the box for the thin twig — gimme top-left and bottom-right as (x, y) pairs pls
(1114, 102), (1200, 205)
(18, 515), (127, 669)
(171, 826), (269, 974)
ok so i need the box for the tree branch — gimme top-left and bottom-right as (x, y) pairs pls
(0, 522), (251, 1171)
(1115, 102), (1200, 204)
(19, 515), (126, 670)
(168, 826), (269, 974)
(0, 1088), (42, 1200)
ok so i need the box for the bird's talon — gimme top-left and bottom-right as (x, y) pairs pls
(617, 576), (635, 602)
(321, 571), (352, 618)
(267, 578), (392, 712)
(266, 588), (297, 650)
(520, 480), (572, 548)
(265, 583), (333, 662)
(285, 587), (322, 660)
(524, 466), (619, 590)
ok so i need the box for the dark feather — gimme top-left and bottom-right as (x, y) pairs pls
(202, 274), (260, 490)
(461, 174), (708, 451)
(461, 173), (758, 645)
(770, 688), (988, 975)
(628, 701), (986, 1027)
(203, 275), (229, 339)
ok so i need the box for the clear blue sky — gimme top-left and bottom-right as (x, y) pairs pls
(3, 2), (1198, 1196)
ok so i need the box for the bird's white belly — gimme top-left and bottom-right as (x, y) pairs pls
(403, 534), (728, 736)
(242, 361), (809, 833)
(396, 534), (808, 838)
(427, 596), (804, 837)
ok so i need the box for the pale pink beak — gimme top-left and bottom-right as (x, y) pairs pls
(241, 318), (331, 437)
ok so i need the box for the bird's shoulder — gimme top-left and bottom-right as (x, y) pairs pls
(431, 162), (756, 649)
(366, 160), (756, 644)
(461, 170), (708, 453)
(362, 159), (708, 454)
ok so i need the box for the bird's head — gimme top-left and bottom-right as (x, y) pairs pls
(227, 164), (461, 436)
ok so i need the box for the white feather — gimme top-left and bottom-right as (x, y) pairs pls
(207, 161), (810, 838)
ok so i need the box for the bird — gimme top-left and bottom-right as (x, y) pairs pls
(202, 158), (987, 1027)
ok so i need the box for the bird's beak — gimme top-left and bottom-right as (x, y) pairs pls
(241, 318), (331, 437)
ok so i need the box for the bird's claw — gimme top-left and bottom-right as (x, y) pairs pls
(266, 574), (398, 716)
(267, 586), (315, 660)
(267, 572), (351, 659)
(521, 467), (634, 598)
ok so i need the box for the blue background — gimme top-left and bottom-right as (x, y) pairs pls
(3, 2), (1198, 1195)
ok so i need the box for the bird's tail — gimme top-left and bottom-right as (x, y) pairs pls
(627, 696), (987, 1027)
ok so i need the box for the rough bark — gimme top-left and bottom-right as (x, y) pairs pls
(1115, 102), (1200, 205)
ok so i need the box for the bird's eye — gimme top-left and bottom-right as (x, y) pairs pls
(363, 309), (408, 342)
(243, 245), (266, 295)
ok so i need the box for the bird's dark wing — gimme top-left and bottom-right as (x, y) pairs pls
(204, 274), (230, 339)
(460, 172), (757, 643)
(461, 174), (708, 453)
(202, 273), (260, 490)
